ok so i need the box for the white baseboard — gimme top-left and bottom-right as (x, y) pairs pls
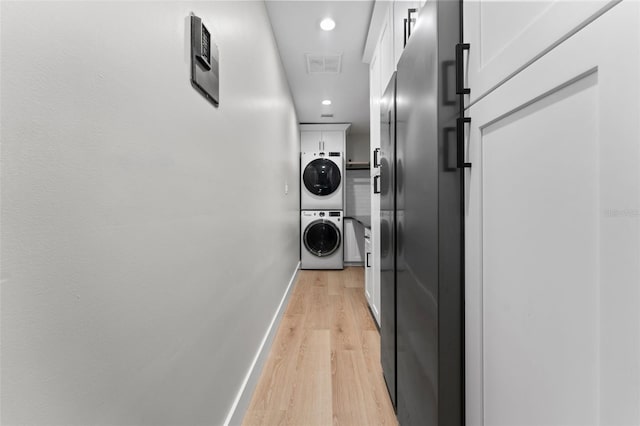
(223, 261), (300, 426)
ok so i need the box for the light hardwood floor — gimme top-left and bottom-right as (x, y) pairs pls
(242, 267), (398, 426)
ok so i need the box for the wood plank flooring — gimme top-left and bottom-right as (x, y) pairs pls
(242, 267), (397, 426)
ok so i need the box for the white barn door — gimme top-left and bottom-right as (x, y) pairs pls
(464, 2), (640, 425)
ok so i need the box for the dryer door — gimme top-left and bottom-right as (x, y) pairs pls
(303, 158), (341, 196)
(304, 220), (341, 257)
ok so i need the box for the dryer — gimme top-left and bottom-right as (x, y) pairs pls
(301, 151), (344, 210)
(301, 210), (343, 270)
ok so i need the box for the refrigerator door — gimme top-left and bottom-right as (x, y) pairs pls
(379, 73), (397, 409)
(394, 0), (463, 424)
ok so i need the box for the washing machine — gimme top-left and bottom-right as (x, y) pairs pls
(301, 151), (344, 210)
(301, 210), (344, 270)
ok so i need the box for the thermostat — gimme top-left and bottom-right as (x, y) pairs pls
(190, 14), (219, 106)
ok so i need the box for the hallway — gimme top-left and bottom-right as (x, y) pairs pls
(243, 268), (397, 426)
(3, 1), (640, 424)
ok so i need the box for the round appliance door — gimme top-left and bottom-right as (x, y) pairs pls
(304, 220), (341, 257)
(303, 158), (341, 196)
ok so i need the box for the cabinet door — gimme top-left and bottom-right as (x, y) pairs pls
(463, 0), (616, 105)
(464, 4), (640, 425)
(364, 257), (372, 299)
(365, 231), (373, 307)
(321, 131), (344, 153)
(300, 131), (321, 153)
(371, 253), (380, 326)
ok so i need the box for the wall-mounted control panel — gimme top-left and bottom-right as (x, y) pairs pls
(190, 14), (219, 106)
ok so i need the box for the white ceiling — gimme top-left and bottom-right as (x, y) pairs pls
(265, 1), (374, 135)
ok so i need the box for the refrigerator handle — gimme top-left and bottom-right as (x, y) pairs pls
(374, 148), (381, 168)
(456, 43), (471, 95)
(366, 252), (371, 268)
(373, 175), (381, 194)
(403, 18), (408, 48)
(456, 117), (472, 168)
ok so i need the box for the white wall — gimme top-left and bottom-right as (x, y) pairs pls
(0, 2), (299, 425)
(345, 170), (371, 218)
(346, 132), (370, 164)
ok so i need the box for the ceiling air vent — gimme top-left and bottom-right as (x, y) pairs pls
(306, 53), (342, 74)
(321, 114), (334, 118)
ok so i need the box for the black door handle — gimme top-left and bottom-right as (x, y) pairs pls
(374, 175), (381, 194)
(373, 148), (381, 168)
(456, 43), (471, 95)
(366, 252), (371, 268)
(403, 18), (408, 48)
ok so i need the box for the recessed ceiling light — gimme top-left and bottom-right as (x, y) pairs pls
(322, 99), (332, 106)
(320, 18), (336, 31)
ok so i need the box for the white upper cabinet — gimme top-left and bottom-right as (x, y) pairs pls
(320, 131), (344, 152)
(300, 131), (323, 152)
(299, 124), (350, 153)
(464, 3), (640, 426)
(463, 0), (617, 106)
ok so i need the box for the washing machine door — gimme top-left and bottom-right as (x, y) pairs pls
(304, 220), (341, 257)
(303, 158), (341, 196)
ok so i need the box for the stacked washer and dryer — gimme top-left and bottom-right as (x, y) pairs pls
(300, 125), (349, 270)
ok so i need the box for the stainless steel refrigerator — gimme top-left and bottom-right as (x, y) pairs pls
(380, 0), (464, 424)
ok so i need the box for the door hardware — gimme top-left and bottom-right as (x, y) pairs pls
(403, 18), (408, 48)
(455, 43), (470, 95)
(407, 9), (417, 38)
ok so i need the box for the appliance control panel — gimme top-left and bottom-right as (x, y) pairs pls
(301, 211), (342, 217)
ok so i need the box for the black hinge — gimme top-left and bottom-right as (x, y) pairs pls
(456, 117), (472, 168)
(456, 43), (470, 95)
